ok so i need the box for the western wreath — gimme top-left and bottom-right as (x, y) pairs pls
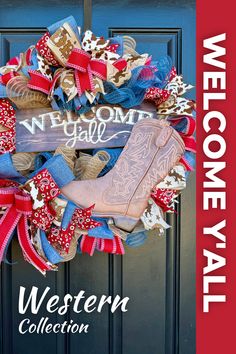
(0, 16), (196, 274)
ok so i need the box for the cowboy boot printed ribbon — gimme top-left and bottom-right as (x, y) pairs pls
(0, 99), (16, 154)
(158, 95), (195, 117)
(166, 75), (194, 98)
(59, 69), (78, 101)
(149, 65), (195, 116)
(155, 165), (186, 190)
(23, 168), (60, 231)
(33, 23), (108, 98)
(47, 23), (81, 66)
(81, 30), (109, 52)
(141, 198), (171, 231)
(50, 197), (68, 227)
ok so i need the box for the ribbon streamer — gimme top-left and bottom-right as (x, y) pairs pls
(80, 234), (125, 256)
(0, 184), (52, 274)
(169, 115), (196, 153)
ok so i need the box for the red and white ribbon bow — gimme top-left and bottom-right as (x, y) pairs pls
(0, 183), (52, 274)
(67, 48), (107, 96)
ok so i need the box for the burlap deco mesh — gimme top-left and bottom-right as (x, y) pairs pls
(12, 152), (36, 175)
(59, 234), (81, 262)
(6, 75), (50, 109)
(74, 150), (110, 180)
(54, 145), (77, 171)
(123, 36), (138, 56)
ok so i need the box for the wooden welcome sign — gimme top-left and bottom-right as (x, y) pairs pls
(15, 103), (157, 152)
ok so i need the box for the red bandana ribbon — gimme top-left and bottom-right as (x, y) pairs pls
(35, 32), (60, 66)
(0, 185), (52, 274)
(151, 188), (178, 212)
(145, 87), (170, 107)
(67, 48), (107, 96)
(0, 99), (16, 154)
(48, 205), (101, 254)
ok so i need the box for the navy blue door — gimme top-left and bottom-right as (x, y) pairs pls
(0, 1), (196, 354)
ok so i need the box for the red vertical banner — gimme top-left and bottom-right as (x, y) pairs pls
(197, 0), (236, 353)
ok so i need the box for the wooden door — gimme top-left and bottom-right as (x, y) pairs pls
(0, 1), (196, 353)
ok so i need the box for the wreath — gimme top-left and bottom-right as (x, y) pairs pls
(0, 16), (196, 274)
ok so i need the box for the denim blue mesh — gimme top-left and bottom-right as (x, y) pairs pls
(92, 148), (122, 176)
(109, 36), (123, 56)
(47, 16), (80, 38)
(87, 218), (114, 239)
(0, 152), (27, 183)
(184, 151), (196, 179)
(30, 155), (75, 188)
(40, 230), (63, 264)
(34, 152), (53, 170)
(61, 201), (77, 229)
(101, 57), (172, 109)
(0, 83), (7, 98)
(126, 231), (148, 248)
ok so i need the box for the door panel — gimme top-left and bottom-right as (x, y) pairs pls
(0, 1), (196, 354)
(0, 0), (83, 28)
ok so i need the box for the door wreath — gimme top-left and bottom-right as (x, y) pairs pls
(0, 16), (196, 274)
